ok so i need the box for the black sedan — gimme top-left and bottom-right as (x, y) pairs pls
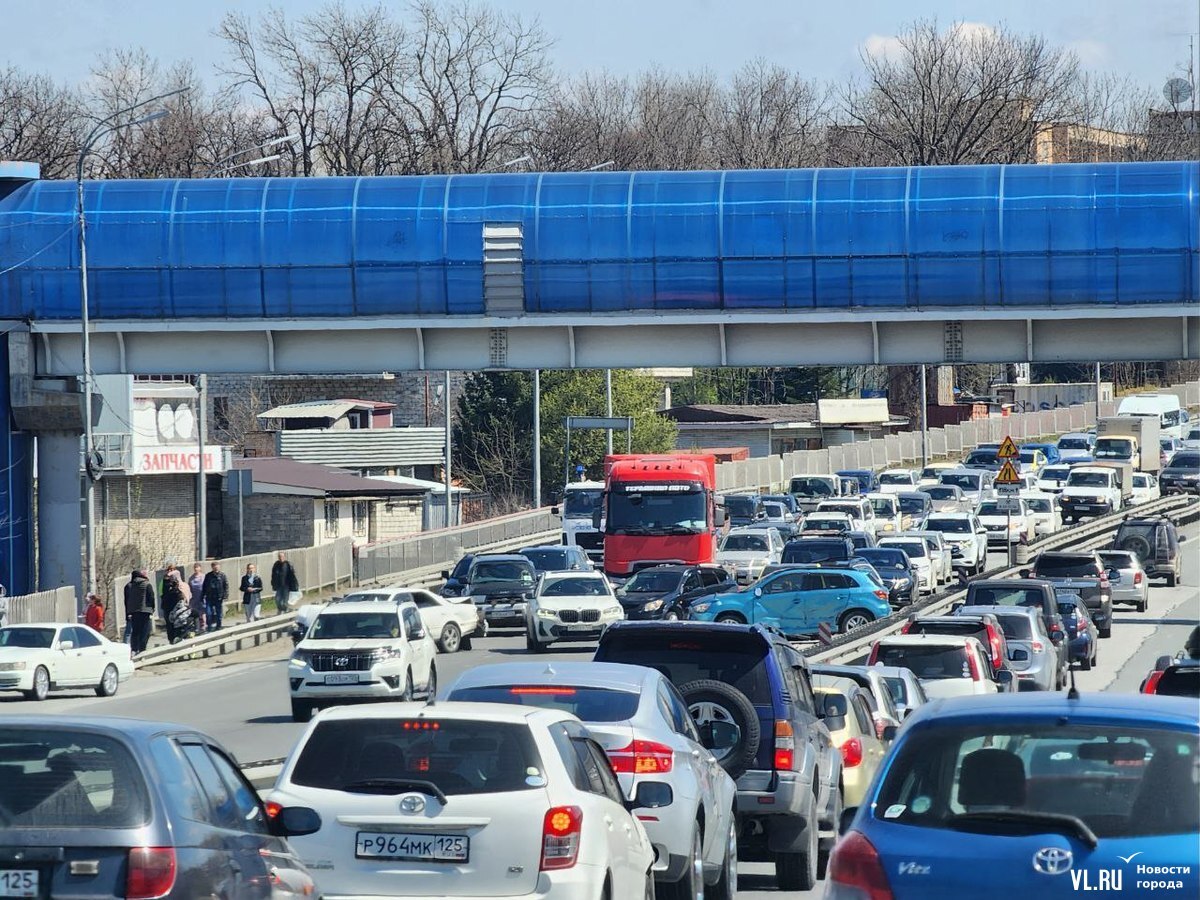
(615, 564), (734, 620)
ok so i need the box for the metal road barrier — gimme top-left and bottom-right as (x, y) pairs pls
(805, 494), (1199, 666)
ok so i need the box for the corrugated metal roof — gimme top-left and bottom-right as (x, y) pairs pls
(665, 404), (817, 425)
(278, 428), (445, 468)
(230, 457), (424, 496)
(258, 400), (361, 420)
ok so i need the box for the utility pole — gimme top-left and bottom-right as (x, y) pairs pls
(605, 369), (614, 456)
(532, 369), (542, 507)
(444, 371), (453, 527)
(1095, 362), (1102, 424)
(920, 365), (929, 467)
(197, 374), (207, 560)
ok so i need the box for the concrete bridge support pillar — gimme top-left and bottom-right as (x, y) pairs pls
(36, 432), (83, 597)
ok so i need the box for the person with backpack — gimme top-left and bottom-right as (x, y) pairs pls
(271, 551), (300, 614)
(240, 563), (264, 622)
(124, 568), (156, 654)
(161, 564), (187, 644)
(201, 560), (229, 631)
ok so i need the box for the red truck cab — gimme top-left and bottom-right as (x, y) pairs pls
(598, 454), (723, 578)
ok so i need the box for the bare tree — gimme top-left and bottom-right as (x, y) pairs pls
(530, 73), (642, 171)
(0, 69), (84, 178)
(717, 60), (829, 168)
(632, 69), (721, 170)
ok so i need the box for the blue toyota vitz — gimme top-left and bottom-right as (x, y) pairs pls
(826, 692), (1199, 898)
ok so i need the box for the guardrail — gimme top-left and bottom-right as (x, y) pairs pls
(805, 494), (1199, 665)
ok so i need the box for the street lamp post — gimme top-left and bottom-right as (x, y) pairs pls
(76, 89), (185, 598)
(205, 133), (299, 177)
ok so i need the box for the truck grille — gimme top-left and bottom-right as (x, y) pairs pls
(309, 652), (374, 672)
(574, 532), (604, 550)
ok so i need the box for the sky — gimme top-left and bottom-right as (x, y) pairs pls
(3, 0), (1197, 94)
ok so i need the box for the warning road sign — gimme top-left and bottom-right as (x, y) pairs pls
(995, 459), (1022, 485)
(997, 436), (1019, 459)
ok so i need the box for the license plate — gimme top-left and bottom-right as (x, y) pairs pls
(324, 673), (359, 685)
(356, 831), (468, 862)
(568, 623), (598, 631)
(0, 870), (38, 898)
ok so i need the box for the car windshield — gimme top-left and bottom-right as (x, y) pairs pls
(1167, 453), (1200, 471)
(724, 496), (759, 517)
(309, 611), (400, 640)
(721, 534), (769, 552)
(790, 477), (834, 497)
(522, 549), (570, 571)
(290, 719), (544, 796)
(1024, 498), (1052, 513)
(1094, 438), (1135, 459)
(609, 488), (707, 533)
(1018, 451), (1041, 463)
(923, 486), (959, 500)
(540, 577), (609, 598)
(924, 517), (970, 534)
(871, 723), (1199, 838)
(561, 488), (603, 517)
(940, 473), (981, 490)
(869, 497), (896, 516)
(883, 541), (925, 558)
(1067, 471), (1110, 487)
(899, 496), (928, 514)
(977, 501), (1021, 516)
(0, 627), (56, 649)
(618, 570), (681, 594)
(965, 450), (998, 466)
(448, 685), (642, 722)
(858, 549), (909, 570)
(880, 473), (911, 485)
(1058, 437), (1090, 450)
(804, 518), (850, 533)
(1041, 466), (1071, 480)
(0, 728), (151, 828)
(472, 561), (536, 583)
(1034, 555), (1100, 578)
(875, 644), (970, 679)
(596, 635), (772, 704)
(782, 541), (848, 564)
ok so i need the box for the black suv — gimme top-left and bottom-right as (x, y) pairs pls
(1160, 450), (1200, 495)
(1026, 553), (1113, 639)
(614, 564), (734, 620)
(1112, 517), (1186, 587)
(595, 621), (843, 891)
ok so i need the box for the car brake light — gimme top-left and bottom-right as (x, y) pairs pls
(867, 643), (880, 665)
(541, 806), (583, 870)
(774, 720), (795, 770)
(966, 649), (981, 681)
(988, 629), (1005, 670)
(899, 620), (913, 634)
(1031, 641), (1044, 653)
(1134, 571), (1143, 585)
(841, 737), (864, 768)
(1099, 572), (1110, 588)
(126, 847), (176, 900)
(874, 589), (889, 601)
(1142, 671), (1164, 694)
(511, 686), (578, 695)
(608, 739), (674, 774)
(827, 830), (894, 899)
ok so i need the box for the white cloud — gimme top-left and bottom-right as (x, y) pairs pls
(950, 21), (998, 42)
(862, 33), (906, 61)
(1066, 39), (1109, 65)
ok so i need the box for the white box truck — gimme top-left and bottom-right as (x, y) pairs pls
(1095, 416), (1161, 473)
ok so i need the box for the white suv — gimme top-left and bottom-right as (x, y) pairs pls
(288, 600), (437, 722)
(922, 513), (988, 576)
(268, 702), (656, 899)
(526, 572), (623, 652)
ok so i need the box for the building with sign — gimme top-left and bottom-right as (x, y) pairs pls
(90, 375), (229, 567)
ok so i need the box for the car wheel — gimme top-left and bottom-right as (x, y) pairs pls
(95, 664), (119, 698)
(1099, 624), (1112, 640)
(818, 786), (843, 879)
(775, 804), (818, 891)
(1166, 573), (1177, 588)
(707, 815), (738, 900)
(1080, 651), (1092, 672)
(438, 622), (462, 653)
(525, 631), (546, 653)
(401, 671), (414, 701)
(664, 610), (681, 622)
(680, 679), (761, 781)
(838, 609), (874, 633)
(661, 827), (703, 900)
(290, 699), (312, 723)
(425, 663), (437, 700)
(713, 613), (745, 625)
(25, 666), (50, 702)
(1137, 593), (1148, 613)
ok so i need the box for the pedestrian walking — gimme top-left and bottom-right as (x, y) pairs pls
(201, 560), (229, 631)
(123, 568), (156, 655)
(271, 551), (300, 614)
(161, 564), (187, 644)
(84, 593), (105, 633)
(240, 563), (264, 622)
(0, 581), (7, 628)
(188, 563), (207, 634)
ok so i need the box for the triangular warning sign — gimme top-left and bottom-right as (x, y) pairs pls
(997, 436), (1019, 459)
(995, 460), (1022, 485)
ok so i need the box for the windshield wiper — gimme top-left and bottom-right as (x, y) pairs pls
(947, 810), (1098, 849)
(662, 525), (702, 535)
(341, 778), (449, 803)
(611, 526), (652, 535)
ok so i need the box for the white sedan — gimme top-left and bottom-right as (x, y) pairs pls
(0, 623), (134, 701)
(877, 468), (919, 494)
(1129, 472), (1161, 506)
(295, 586), (483, 653)
(975, 498), (1035, 545)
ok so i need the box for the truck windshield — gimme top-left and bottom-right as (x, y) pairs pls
(1058, 437), (1091, 450)
(608, 488), (707, 534)
(1094, 438), (1134, 459)
(790, 477), (834, 498)
(1067, 472), (1110, 487)
(562, 489), (603, 517)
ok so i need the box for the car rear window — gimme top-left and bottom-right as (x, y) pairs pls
(782, 541), (849, 564)
(0, 728), (151, 828)
(1155, 667), (1200, 698)
(596, 633), (772, 704)
(1034, 555), (1101, 578)
(968, 586), (1047, 609)
(874, 644), (970, 679)
(722, 534), (770, 552)
(873, 724), (1199, 838)
(910, 621), (985, 640)
(448, 685), (642, 722)
(289, 719), (543, 796)
(993, 615), (1034, 640)
(522, 549), (569, 571)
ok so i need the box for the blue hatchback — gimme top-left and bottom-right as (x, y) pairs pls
(687, 566), (890, 637)
(827, 693), (1199, 898)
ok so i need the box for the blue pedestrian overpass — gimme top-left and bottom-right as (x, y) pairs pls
(0, 159), (1196, 595)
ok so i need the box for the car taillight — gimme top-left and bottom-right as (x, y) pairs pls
(540, 806), (583, 870)
(965, 649), (981, 681)
(988, 630), (1005, 670)
(608, 739), (674, 774)
(867, 643), (880, 664)
(841, 738), (864, 768)
(1142, 671), (1164, 695)
(1134, 571), (1144, 585)
(774, 720), (795, 770)
(874, 589), (889, 601)
(1099, 572), (1110, 589)
(827, 830), (894, 900)
(126, 848), (176, 900)
(1030, 641), (1044, 653)
(899, 620), (913, 634)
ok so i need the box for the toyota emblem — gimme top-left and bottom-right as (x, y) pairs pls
(334, 656), (349, 668)
(399, 795), (426, 814)
(1033, 847), (1073, 875)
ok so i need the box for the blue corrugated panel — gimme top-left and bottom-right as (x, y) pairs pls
(0, 161), (1195, 320)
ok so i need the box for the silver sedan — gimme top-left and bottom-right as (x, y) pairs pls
(1098, 550), (1150, 613)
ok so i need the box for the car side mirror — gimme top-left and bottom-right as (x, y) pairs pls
(976, 528), (987, 536)
(839, 806), (858, 835)
(58, 640), (74, 651)
(441, 570), (451, 580)
(272, 805), (322, 837)
(1050, 631), (1064, 644)
(1019, 569), (1032, 579)
(551, 505), (560, 516)
(1178, 535), (1186, 543)
(698, 720), (742, 752)
(410, 626), (426, 640)
(881, 725), (898, 743)
(1009, 648), (1030, 662)
(754, 587), (763, 597)
(995, 668), (1015, 687)
(714, 508), (727, 527)
(628, 781), (673, 810)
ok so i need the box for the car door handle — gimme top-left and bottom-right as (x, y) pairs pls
(691, 749), (702, 760)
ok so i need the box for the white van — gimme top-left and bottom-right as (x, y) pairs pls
(1117, 392), (1185, 439)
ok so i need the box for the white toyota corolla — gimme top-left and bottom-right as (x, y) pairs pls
(0, 623), (133, 701)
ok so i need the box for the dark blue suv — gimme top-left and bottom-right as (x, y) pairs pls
(595, 621), (843, 891)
